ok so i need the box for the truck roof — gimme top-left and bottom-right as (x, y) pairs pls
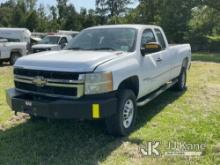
(0, 27), (30, 32)
(58, 30), (79, 34)
(86, 24), (161, 30)
(47, 34), (70, 38)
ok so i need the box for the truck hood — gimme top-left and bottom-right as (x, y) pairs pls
(32, 44), (58, 49)
(15, 50), (126, 72)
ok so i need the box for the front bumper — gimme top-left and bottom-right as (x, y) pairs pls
(6, 88), (117, 119)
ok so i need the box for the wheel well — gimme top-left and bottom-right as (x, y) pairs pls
(118, 76), (139, 97)
(10, 50), (22, 56)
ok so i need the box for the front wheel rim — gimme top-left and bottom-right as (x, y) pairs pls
(122, 99), (134, 129)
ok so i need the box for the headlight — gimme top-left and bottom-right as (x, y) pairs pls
(84, 72), (113, 95)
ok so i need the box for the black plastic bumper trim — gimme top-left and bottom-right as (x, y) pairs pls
(6, 88), (117, 119)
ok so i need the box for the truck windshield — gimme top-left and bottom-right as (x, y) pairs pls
(39, 36), (60, 44)
(66, 28), (137, 52)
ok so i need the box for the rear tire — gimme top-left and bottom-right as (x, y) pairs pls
(105, 90), (137, 136)
(173, 68), (187, 91)
(10, 52), (20, 65)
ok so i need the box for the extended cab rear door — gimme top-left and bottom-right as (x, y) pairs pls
(139, 28), (165, 96)
(139, 27), (174, 97)
(153, 28), (173, 84)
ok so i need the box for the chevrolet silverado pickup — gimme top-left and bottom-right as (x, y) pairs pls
(6, 25), (191, 136)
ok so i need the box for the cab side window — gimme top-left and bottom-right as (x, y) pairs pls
(141, 29), (156, 46)
(155, 29), (166, 49)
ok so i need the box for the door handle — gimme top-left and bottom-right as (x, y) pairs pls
(156, 58), (162, 62)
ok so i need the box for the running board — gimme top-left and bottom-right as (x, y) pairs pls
(137, 79), (178, 107)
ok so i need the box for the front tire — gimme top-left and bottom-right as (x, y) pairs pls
(173, 68), (187, 91)
(10, 52), (20, 65)
(105, 90), (137, 136)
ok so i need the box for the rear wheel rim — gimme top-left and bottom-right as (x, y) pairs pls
(122, 99), (134, 129)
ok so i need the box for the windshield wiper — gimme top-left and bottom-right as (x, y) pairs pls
(92, 47), (116, 51)
(67, 47), (116, 51)
(67, 47), (84, 50)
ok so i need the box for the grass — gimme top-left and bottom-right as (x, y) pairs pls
(0, 53), (220, 165)
(192, 52), (220, 63)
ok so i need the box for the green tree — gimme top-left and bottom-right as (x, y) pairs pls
(80, 9), (99, 29)
(11, 1), (26, 27)
(57, 0), (69, 26)
(187, 6), (220, 51)
(62, 4), (81, 30)
(203, 0), (220, 11)
(96, 0), (132, 23)
(134, 0), (161, 24)
(36, 4), (50, 32)
(48, 6), (59, 31)
(24, 0), (37, 11)
(26, 11), (38, 31)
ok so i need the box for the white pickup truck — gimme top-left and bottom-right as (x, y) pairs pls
(31, 34), (72, 53)
(0, 28), (31, 65)
(0, 39), (27, 65)
(6, 25), (191, 136)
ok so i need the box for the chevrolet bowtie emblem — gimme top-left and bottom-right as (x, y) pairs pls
(32, 76), (47, 87)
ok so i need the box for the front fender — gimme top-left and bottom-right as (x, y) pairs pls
(95, 53), (140, 93)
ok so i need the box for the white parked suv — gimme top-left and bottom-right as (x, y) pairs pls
(6, 25), (191, 136)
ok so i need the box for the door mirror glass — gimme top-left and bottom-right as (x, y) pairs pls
(141, 42), (162, 55)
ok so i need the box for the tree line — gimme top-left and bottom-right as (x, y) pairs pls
(0, 0), (220, 52)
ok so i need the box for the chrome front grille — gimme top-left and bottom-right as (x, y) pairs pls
(14, 68), (84, 98)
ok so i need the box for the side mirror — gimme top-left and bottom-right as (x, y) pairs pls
(141, 42), (162, 55)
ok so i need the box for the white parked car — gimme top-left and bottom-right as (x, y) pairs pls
(6, 25), (191, 136)
(31, 34), (72, 53)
